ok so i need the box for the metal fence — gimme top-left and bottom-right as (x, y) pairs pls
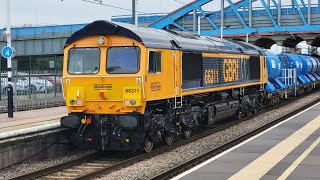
(0, 55), (65, 113)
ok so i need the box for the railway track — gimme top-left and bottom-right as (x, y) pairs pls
(11, 152), (125, 180)
(39, 160), (120, 179)
(11, 90), (320, 180)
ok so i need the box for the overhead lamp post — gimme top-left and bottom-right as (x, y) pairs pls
(132, 0), (138, 26)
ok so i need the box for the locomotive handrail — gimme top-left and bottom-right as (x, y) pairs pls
(173, 50), (183, 109)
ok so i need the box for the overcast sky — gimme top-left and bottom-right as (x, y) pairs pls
(0, 0), (194, 28)
(0, 0), (309, 29)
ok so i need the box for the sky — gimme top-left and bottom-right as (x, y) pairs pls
(0, 0), (311, 28)
(0, 0), (193, 28)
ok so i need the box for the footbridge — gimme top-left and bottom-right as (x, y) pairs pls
(148, 0), (320, 49)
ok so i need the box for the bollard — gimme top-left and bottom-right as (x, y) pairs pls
(7, 84), (13, 117)
(45, 77), (48, 107)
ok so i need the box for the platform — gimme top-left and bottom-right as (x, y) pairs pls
(0, 107), (67, 139)
(174, 102), (320, 180)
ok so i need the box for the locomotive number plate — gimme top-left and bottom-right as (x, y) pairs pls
(125, 88), (140, 93)
(123, 86), (141, 98)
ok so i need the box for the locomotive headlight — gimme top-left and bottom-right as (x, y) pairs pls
(70, 99), (75, 105)
(97, 37), (105, 45)
(130, 99), (136, 105)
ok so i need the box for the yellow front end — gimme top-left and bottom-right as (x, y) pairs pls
(62, 35), (147, 115)
(64, 76), (146, 114)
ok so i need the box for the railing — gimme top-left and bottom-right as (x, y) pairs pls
(112, 13), (165, 24)
(0, 71), (65, 113)
(111, 4), (320, 25)
(203, 4), (320, 18)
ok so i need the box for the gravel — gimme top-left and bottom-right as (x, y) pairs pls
(96, 92), (320, 180)
(0, 150), (94, 180)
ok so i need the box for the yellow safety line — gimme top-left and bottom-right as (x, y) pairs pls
(277, 136), (320, 180)
(228, 115), (320, 180)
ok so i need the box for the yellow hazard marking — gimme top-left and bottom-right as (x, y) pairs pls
(228, 115), (320, 180)
(277, 136), (320, 180)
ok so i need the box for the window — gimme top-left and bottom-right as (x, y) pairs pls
(106, 47), (140, 74)
(148, 51), (161, 73)
(67, 48), (100, 74)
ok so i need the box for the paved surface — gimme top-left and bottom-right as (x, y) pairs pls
(174, 103), (320, 180)
(0, 106), (67, 133)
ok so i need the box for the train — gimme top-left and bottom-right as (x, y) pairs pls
(60, 20), (320, 152)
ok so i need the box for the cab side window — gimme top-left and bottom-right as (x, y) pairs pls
(148, 51), (161, 73)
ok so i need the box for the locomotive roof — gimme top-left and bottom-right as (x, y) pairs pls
(66, 20), (263, 56)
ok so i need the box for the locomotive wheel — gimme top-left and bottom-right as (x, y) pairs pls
(143, 138), (153, 153)
(183, 130), (192, 139)
(164, 135), (173, 145)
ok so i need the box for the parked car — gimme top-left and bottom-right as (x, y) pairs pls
(1, 73), (54, 94)
(0, 78), (29, 95)
(0, 79), (5, 94)
(19, 77), (54, 93)
(43, 76), (61, 90)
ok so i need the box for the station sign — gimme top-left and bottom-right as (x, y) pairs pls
(1, 46), (16, 59)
